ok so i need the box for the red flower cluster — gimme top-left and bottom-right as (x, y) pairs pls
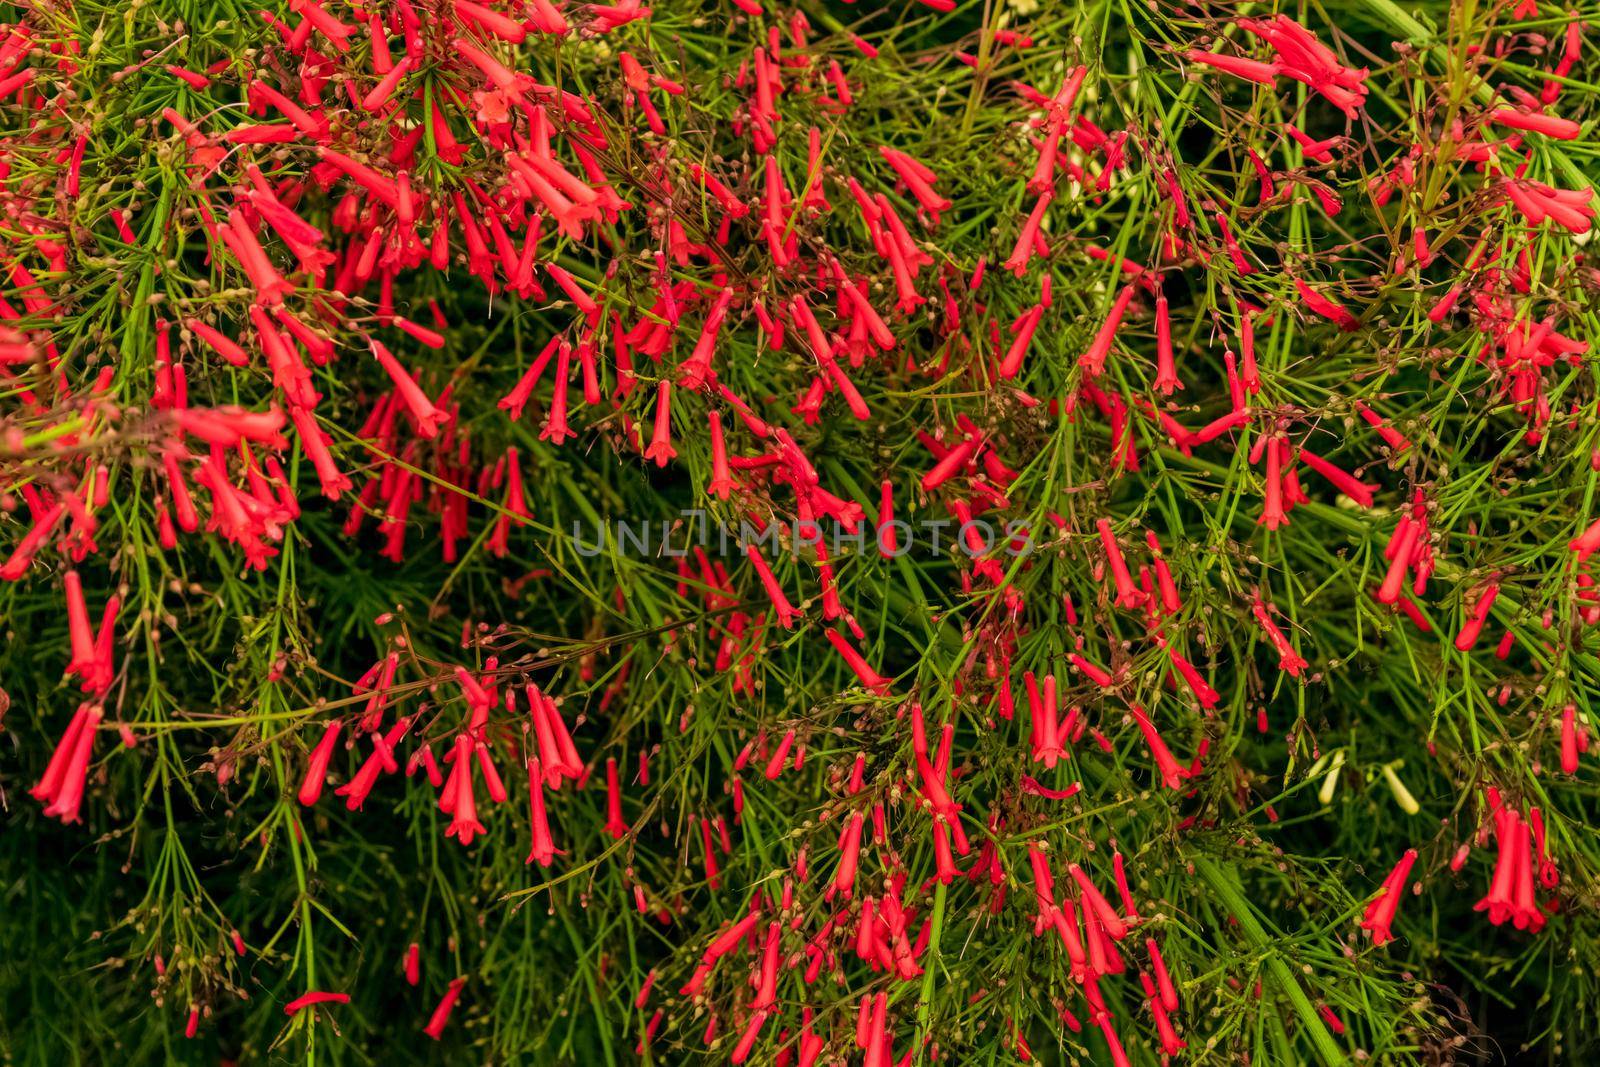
(1, 0), (1595, 1059)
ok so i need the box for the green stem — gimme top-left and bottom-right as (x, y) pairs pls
(1192, 856), (1348, 1066)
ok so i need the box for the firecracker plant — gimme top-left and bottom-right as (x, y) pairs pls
(0, 0), (1598, 1062)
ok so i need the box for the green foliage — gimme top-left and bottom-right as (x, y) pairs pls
(1, 0), (1599, 1064)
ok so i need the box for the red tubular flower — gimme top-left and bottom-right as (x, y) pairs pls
(679, 288), (733, 389)
(921, 432), (979, 491)
(1294, 278), (1359, 331)
(1096, 518), (1141, 608)
(370, 339), (447, 438)
(1489, 108), (1581, 140)
(0, 66), (35, 101)
(1029, 117), (1065, 195)
(186, 319), (251, 366)
(156, 455), (200, 535)
(1080, 284), (1137, 378)
(1029, 672), (1064, 767)
(825, 628), (891, 693)
(528, 686), (583, 785)
(604, 757), (629, 838)
(453, 36), (525, 95)
(699, 816), (721, 888)
(796, 1008), (825, 1067)
(1082, 904), (1113, 978)
(455, 0), (528, 42)
(1505, 177), (1595, 232)
(1146, 531), (1183, 614)
(1020, 775), (1081, 802)
(1570, 516), (1600, 559)
(878, 146), (951, 222)
(999, 302), (1045, 379)
(525, 757), (560, 866)
(825, 810), (865, 899)
(678, 959), (714, 997)
(1354, 401), (1410, 453)
(644, 381), (676, 465)
(1070, 653), (1114, 689)
(1128, 704), (1190, 790)
(337, 717), (412, 810)
(1426, 282), (1464, 322)
(32, 703), (102, 823)
(219, 212), (295, 306)
(289, 0), (355, 50)
(1147, 936), (1180, 1012)
(1224, 351), (1246, 411)
(1453, 581), (1500, 652)
(422, 977), (467, 1040)
(1186, 49), (1281, 84)
(1162, 641), (1219, 708)
(1374, 517), (1418, 605)
(1259, 437), (1287, 529)
(456, 667), (494, 726)
(318, 147), (401, 206)
(545, 264), (599, 319)
(764, 728), (796, 781)
(839, 278), (895, 352)
(63, 570), (97, 683)
(1153, 294), (1181, 393)
(1561, 704), (1581, 774)
(1188, 409), (1251, 446)
(1240, 14), (1369, 116)
(1148, 987), (1187, 1055)
(1022, 842), (1060, 931)
(1003, 193), (1053, 276)
(746, 544), (801, 629)
(296, 721), (343, 806)
(730, 1009), (769, 1064)
(539, 343), (575, 445)
(805, 343), (870, 424)
(1284, 122), (1339, 163)
(284, 991), (351, 1015)
(526, 0), (570, 35)
(404, 943), (421, 986)
(175, 406), (287, 450)
(361, 55), (412, 112)
(1299, 449), (1375, 508)
(499, 336), (561, 422)
(1475, 808), (1520, 925)
(287, 404), (351, 500)
(1097, 1014), (1133, 1067)
(443, 734), (486, 845)
(1359, 848), (1417, 945)
(223, 123), (301, 145)
(1110, 852), (1139, 920)
(910, 707), (961, 830)
(487, 449), (531, 557)
(1069, 864), (1129, 940)
(1216, 210), (1255, 274)
(1250, 595), (1308, 676)
(752, 920), (781, 1009)
(862, 992), (891, 1067)
(703, 910), (762, 962)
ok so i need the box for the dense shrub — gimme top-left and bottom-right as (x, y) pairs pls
(1, 0), (1597, 1063)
